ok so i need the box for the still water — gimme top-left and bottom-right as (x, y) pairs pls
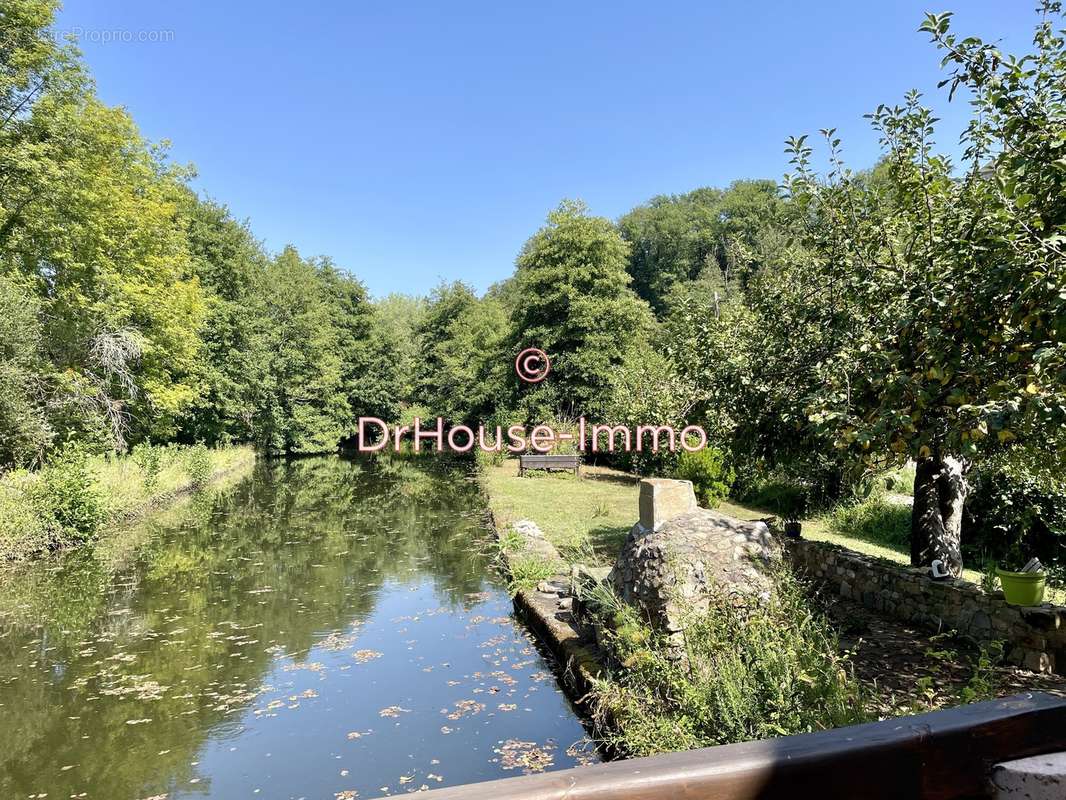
(0, 456), (596, 799)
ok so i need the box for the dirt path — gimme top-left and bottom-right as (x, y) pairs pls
(822, 595), (1066, 716)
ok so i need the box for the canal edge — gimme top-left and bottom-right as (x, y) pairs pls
(480, 499), (609, 725)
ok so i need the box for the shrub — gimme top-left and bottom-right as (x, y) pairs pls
(30, 446), (105, 546)
(733, 453), (849, 513)
(826, 494), (911, 548)
(185, 444), (213, 489)
(674, 447), (734, 507)
(0, 471), (51, 558)
(131, 443), (164, 492)
(964, 457), (1066, 572)
(589, 569), (866, 755)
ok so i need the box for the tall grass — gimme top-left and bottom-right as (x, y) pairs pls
(0, 444), (254, 561)
(588, 568), (867, 755)
(825, 494), (911, 549)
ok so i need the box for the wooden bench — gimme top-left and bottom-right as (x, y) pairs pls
(519, 453), (580, 476)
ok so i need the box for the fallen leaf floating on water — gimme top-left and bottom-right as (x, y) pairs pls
(378, 705), (409, 718)
(352, 649), (383, 664)
(496, 739), (557, 774)
(443, 699), (485, 719)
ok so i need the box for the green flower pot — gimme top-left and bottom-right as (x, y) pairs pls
(997, 569), (1046, 607)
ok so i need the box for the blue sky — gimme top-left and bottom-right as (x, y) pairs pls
(56, 1), (1035, 297)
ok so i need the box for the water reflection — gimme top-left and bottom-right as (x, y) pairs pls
(0, 455), (596, 799)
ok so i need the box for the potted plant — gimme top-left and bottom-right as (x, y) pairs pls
(997, 555), (1047, 607)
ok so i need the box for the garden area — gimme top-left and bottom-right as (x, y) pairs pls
(483, 457), (1066, 757)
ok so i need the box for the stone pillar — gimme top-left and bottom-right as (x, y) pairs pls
(993, 752), (1066, 798)
(638, 478), (697, 532)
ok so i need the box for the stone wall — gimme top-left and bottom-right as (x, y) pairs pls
(787, 538), (1066, 675)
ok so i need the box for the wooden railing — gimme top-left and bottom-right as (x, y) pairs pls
(402, 693), (1066, 800)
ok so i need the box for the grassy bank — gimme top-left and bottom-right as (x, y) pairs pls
(0, 444), (255, 562)
(482, 459), (1064, 602)
(483, 459), (871, 755)
(482, 461), (637, 565)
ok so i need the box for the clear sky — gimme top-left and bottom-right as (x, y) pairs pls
(55, 1), (1035, 298)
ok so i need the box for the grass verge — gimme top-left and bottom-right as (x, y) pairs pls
(0, 444), (254, 561)
(482, 461), (637, 565)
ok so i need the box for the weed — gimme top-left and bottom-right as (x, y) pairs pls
(185, 443), (212, 488)
(589, 568), (867, 755)
(507, 555), (558, 595)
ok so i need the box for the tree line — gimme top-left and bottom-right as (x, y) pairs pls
(2, 1), (1064, 574)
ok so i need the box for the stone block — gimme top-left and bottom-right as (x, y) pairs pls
(1023, 650), (1053, 674)
(638, 478), (697, 532)
(993, 751), (1066, 798)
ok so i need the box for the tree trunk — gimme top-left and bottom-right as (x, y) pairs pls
(910, 455), (967, 577)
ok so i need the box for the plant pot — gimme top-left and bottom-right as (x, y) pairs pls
(997, 569), (1046, 607)
(784, 521), (802, 539)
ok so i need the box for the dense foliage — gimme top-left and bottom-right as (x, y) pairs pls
(0, 1), (401, 461)
(2, 1), (1063, 572)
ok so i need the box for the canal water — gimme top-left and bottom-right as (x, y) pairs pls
(0, 456), (597, 799)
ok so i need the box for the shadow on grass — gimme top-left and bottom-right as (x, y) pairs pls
(582, 523), (631, 562)
(581, 471), (639, 488)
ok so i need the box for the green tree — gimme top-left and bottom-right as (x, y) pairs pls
(0, 273), (50, 464)
(415, 281), (510, 425)
(374, 293), (426, 407)
(512, 200), (653, 417)
(254, 247), (348, 454)
(783, 4), (1066, 574)
(178, 195), (271, 445)
(318, 262), (400, 426)
(619, 181), (784, 313)
(1, 2), (205, 451)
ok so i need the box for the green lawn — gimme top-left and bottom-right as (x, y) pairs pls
(482, 461), (638, 564)
(482, 458), (1064, 603)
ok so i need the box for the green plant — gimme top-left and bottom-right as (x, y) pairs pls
(964, 456), (1066, 574)
(979, 555), (1000, 594)
(507, 555), (558, 595)
(589, 569), (866, 756)
(185, 444), (213, 489)
(826, 495), (911, 548)
(30, 446), (105, 546)
(132, 443), (164, 492)
(675, 447), (734, 507)
(957, 641), (1003, 704)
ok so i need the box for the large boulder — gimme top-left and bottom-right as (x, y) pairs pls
(610, 479), (779, 635)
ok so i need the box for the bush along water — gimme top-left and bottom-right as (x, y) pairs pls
(186, 443), (213, 489)
(29, 445), (106, 548)
(586, 568), (867, 756)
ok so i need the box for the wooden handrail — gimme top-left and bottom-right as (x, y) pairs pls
(398, 693), (1066, 800)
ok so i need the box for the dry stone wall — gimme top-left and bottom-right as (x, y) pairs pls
(787, 538), (1066, 675)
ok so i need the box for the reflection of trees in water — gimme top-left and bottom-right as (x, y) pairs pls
(0, 454), (495, 799)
